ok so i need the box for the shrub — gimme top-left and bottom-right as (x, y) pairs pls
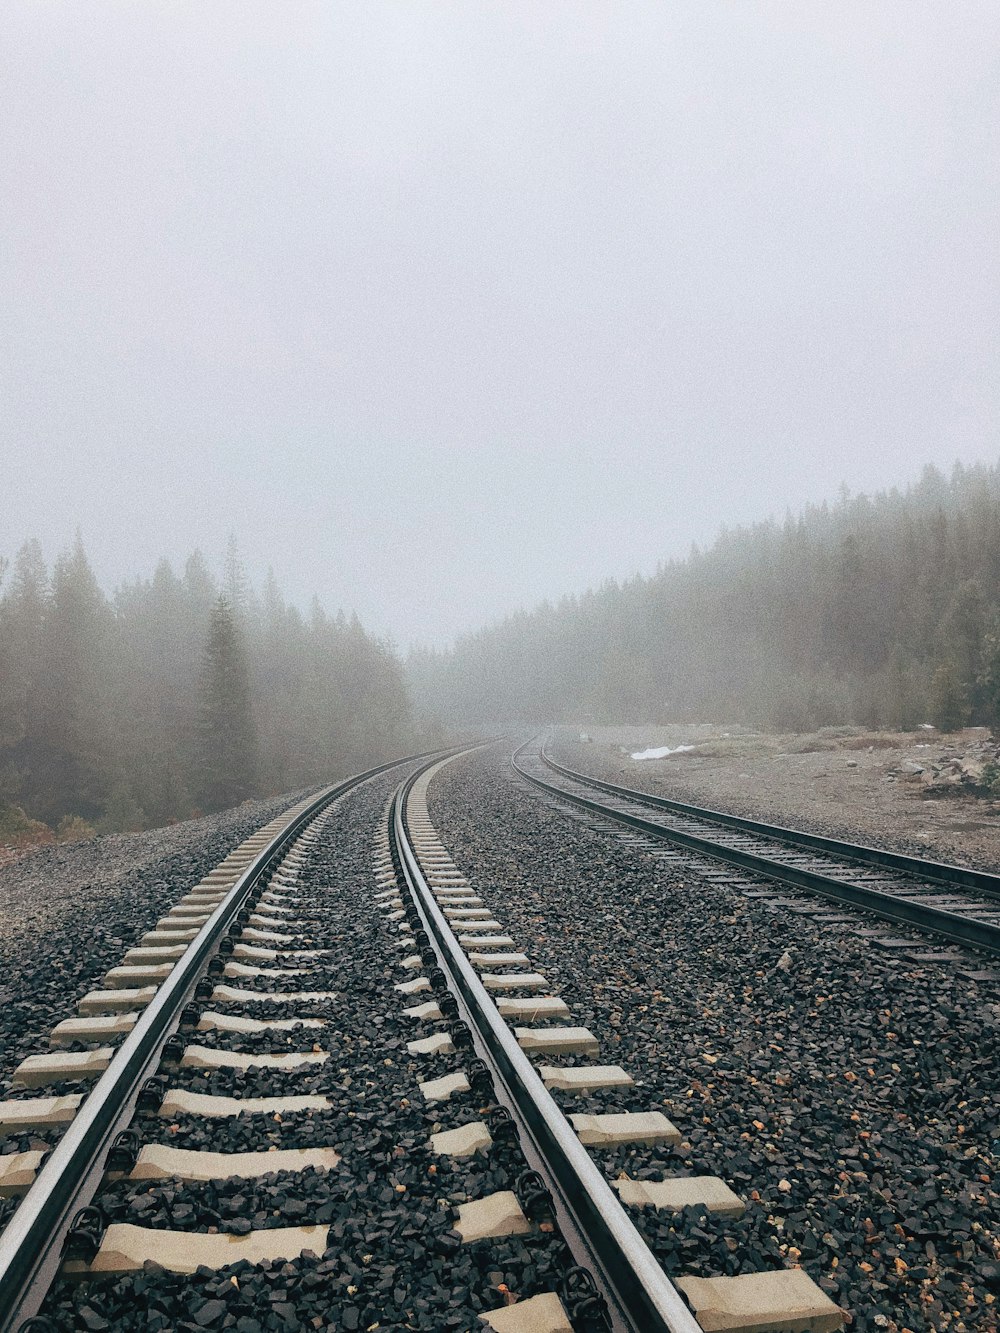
(0, 804), (51, 846)
(55, 814), (96, 842)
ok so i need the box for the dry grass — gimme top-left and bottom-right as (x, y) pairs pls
(838, 733), (905, 751)
(673, 736), (777, 759)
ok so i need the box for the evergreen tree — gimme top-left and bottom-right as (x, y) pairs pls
(18, 535), (112, 822)
(223, 534), (250, 621)
(195, 596), (259, 812)
(940, 579), (986, 719)
(0, 538), (415, 828)
(406, 459), (1000, 733)
(0, 540), (47, 751)
(929, 660), (968, 733)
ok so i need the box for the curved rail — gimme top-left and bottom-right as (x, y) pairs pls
(0, 749), (448, 1333)
(391, 753), (702, 1333)
(510, 739), (1000, 958)
(542, 745), (1000, 900)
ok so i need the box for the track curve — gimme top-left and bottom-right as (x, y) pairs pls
(512, 737), (1000, 960)
(0, 750), (445, 1332)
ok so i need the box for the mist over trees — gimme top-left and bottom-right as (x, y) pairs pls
(7, 460), (1000, 835)
(409, 462), (1000, 735)
(0, 537), (416, 832)
(196, 597), (259, 812)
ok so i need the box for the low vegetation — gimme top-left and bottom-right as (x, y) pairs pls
(0, 802), (52, 848)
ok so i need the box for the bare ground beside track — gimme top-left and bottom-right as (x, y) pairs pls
(552, 724), (1000, 872)
(0, 794), (309, 959)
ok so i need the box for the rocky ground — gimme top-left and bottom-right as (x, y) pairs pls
(0, 794), (310, 1093)
(428, 744), (1000, 1333)
(554, 724), (1000, 871)
(40, 769), (573, 1332)
(5, 737), (999, 1331)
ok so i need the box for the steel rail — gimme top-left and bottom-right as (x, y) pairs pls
(541, 743), (1000, 901)
(0, 749), (447, 1333)
(391, 755), (702, 1333)
(510, 741), (1000, 958)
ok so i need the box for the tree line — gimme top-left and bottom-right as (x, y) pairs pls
(0, 537), (418, 833)
(409, 461), (1000, 735)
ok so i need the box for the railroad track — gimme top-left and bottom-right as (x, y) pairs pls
(0, 746), (848, 1333)
(388, 755), (840, 1332)
(512, 738), (1000, 969)
(0, 752), (436, 1330)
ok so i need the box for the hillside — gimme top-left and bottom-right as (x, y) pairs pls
(409, 461), (1000, 733)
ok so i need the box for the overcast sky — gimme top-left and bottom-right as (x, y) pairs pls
(2, 3), (998, 647)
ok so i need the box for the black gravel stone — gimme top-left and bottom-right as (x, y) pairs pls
(427, 742), (1000, 1333)
(38, 768), (575, 1332)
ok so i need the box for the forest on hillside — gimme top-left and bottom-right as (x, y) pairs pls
(0, 537), (417, 834)
(409, 462), (1000, 734)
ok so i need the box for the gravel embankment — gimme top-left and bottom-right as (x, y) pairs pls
(552, 725), (1000, 872)
(43, 770), (574, 1332)
(0, 795), (311, 1091)
(0, 793), (320, 1241)
(428, 744), (1000, 1333)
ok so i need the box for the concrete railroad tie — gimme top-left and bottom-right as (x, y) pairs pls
(158, 1090), (331, 1118)
(66, 1223), (330, 1278)
(675, 1270), (843, 1332)
(126, 1144), (340, 1182)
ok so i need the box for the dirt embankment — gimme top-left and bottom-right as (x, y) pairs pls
(553, 724), (1000, 870)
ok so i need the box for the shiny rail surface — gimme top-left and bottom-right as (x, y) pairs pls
(392, 754), (703, 1333)
(0, 750), (444, 1333)
(511, 739), (1000, 959)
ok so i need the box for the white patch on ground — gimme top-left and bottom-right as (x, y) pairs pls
(630, 745), (698, 761)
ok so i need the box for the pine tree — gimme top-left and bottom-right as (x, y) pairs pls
(940, 579), (986, 719)
(929, 660), (968, 733)
(23, 535), (112, 822)
(0, 540), (47, 750)
(223, 534), (249, 620)
(195, 596), (258, 811)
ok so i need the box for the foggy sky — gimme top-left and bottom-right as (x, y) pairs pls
(2, 3), (998, 647)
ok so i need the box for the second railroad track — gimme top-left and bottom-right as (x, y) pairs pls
(513, 737), (1000, 966)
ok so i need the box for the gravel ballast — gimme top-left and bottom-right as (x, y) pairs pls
(0, 795), (311, 1090)
(553, 724), (1000, 872)
(39, 769), (576, 1332)
(0, 794), (318, 1243)
(427, 743), (1000, 1333)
